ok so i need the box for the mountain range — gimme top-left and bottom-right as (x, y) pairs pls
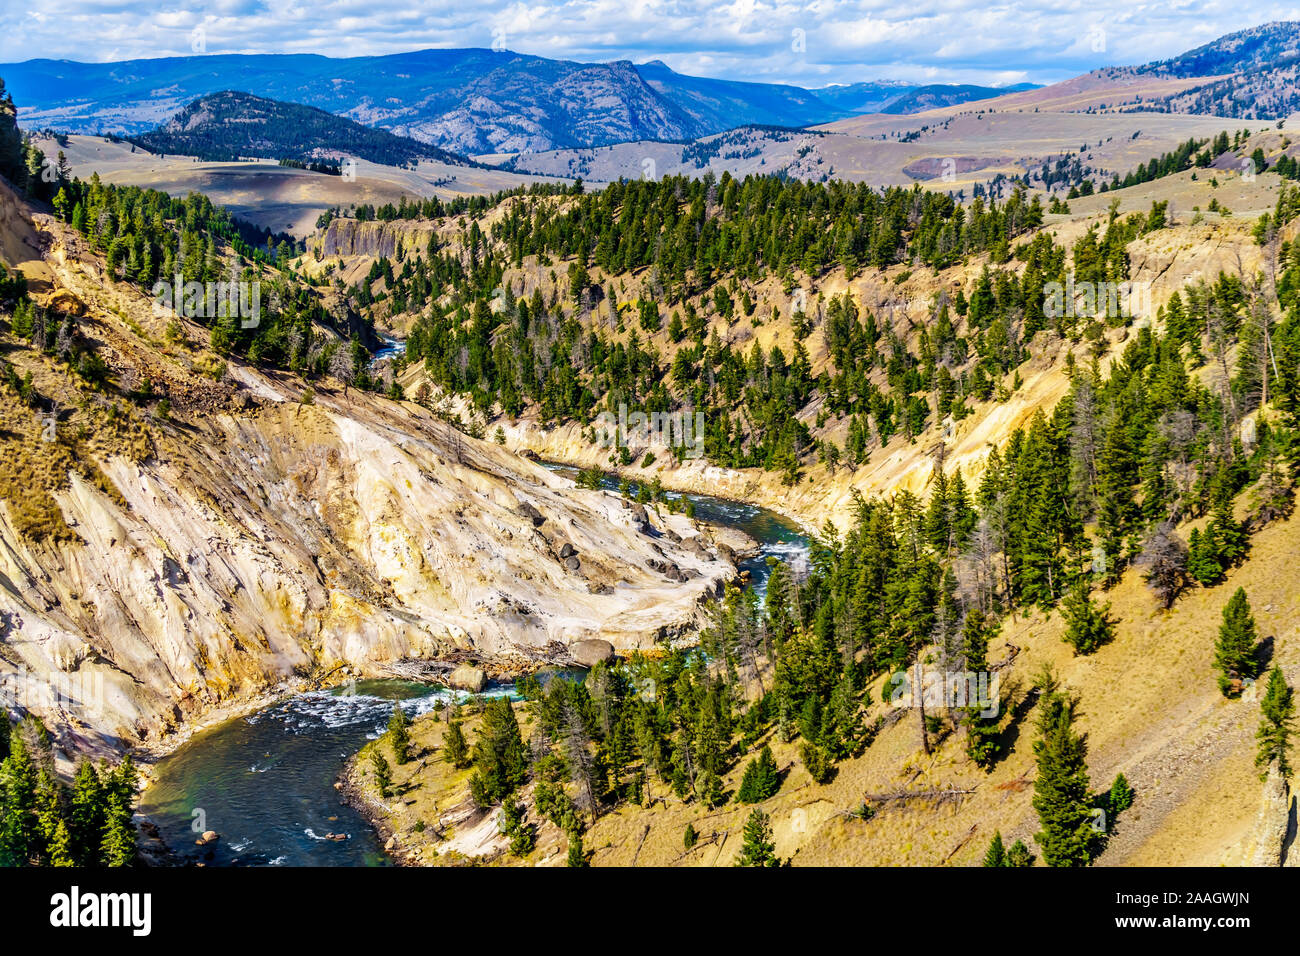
(4, 22), (1298, 160)
(1, 48), (1032, 155)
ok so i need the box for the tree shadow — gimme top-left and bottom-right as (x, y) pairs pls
(1255, 634), (1275, 672)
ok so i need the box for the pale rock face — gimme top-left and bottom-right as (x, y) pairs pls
(0, 191), (735, 754)
(0, 397), (733, 750)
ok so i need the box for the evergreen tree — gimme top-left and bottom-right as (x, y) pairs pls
(1060, 578), (1116, 655)
(1187, 527), (1223, 586)
(0, 731), (38, 865)
(961, 609), (1002, 768)
(1256, 666), (1295, 779)
(1108, 773), (1134, 814)
(68, 759), (105, 866)
(566, 828), (588, 867)
(443, 717), (470, 769)
(800, 740), (834, 784)
(1031, 688), (1098, 867)
(697, 769), (724, 808)
(1006, 839), (1034, 867)
(499, 800), (536, 856)
(736, 745), (780, 803)
(369, 749), (392, 798)
(735, 808), (782, 867)
(99, 756), (138, 867)
(983, 830), (1007, 866)
(683, 821), (698, 849)
(1214, 587), (1259, 696)
(34, 769), (69, 866)
(387, 702), (411, 764)
(469, 697), (529, 807)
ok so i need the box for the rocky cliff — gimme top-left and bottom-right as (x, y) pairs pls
(0, 184), (733, 756)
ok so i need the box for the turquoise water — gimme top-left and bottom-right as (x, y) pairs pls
(540, 461), (812, 599)
(139, 471), (812, 866)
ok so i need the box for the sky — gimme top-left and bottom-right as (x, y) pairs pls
(3, 1), (1297, 89)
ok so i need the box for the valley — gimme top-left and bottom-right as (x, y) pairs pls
(1, 17), (1299, 878)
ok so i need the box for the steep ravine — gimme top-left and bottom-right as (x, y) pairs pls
(0, 190), (736, 760)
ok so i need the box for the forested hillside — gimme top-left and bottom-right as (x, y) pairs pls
(133, 91), (471, 167)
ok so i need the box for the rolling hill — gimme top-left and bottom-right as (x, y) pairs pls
(132, 91), (473, 167)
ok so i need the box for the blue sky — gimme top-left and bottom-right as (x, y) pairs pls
(2, 2), (1293, 88)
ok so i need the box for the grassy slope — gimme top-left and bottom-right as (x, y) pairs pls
(346, 502), (1298, 867)
(336, 139), (1300, 865)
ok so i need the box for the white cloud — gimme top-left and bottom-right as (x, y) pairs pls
(0, 0), (1293, 88)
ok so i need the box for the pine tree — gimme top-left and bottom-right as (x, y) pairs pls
(1108, 773), (1134, 814)
(800, 740), (834, 784)
(697, 769), (724, 808)
(736, 745), (780, 803)
(735, 808), (781, 867)
(1060, 578), (1115, 655)
(469, 697), (529, 807)
(68, 759), (105, 866)
(387, 702), (411, 764)
(370, 749), (392, 798)
(443, 717), (470, 769)
(983, 830), (1007, 866)
(98, 756), (138, 868)
(1006, 839), (1034, 867)
(1208, 496), (1246, 567)
(0, 732), (39, 866)
(45, 819), (75, 867)
(499, 800), (535, 856)
(1256, 666), (1295, 779)
(683, 821), (698, 849)
(566, 828), (588, 867)
(1215, 587), (1259, 696)
(1186, 527), (1219, 586)
(1031, 689), (1098, 867)
(962, 609), (1001, 768)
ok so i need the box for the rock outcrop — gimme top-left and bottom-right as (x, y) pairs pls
(569, 639), (615, 668)
(0, 188), (735, 754)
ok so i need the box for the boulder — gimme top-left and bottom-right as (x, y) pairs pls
(559, 542), (576, 559)
(518, 501), (545, 527)
(563, 555), (581, 572)
(570, 639), (616, 667)
(684, 536), (710, 557)
(448, 664), (488, 693)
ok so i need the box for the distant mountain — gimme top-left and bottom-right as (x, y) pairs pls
(811, 81), (916, 114)
(133, 91), (471, 167)
(0, 49), (849, 154)
(811, 81), (1038, 115)
(1130, 21), (1300, 119)
(634, 60), (847, 129)
(1138, 21), (1300, 77)
(879, 83), (1039, 114)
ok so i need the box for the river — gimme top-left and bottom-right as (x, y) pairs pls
(138, 467), (812, 866)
